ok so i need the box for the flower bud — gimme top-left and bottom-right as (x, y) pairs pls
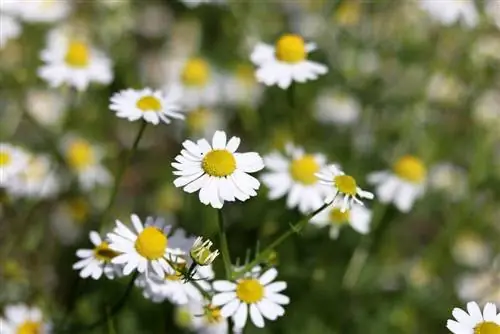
(190, 237), (220, 266)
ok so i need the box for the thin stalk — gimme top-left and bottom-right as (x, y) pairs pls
(232, 201), (331, 280)
(99, 121), (147, 226)
(217, 209), (233, 279)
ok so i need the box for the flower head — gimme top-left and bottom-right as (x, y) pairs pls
(0, 143), (29, 188)
(73, 231), (120, 280)
(212, 266), (289, 329)
(447, 301), (500, 334)
(172, 130), (264, 209)
(250, 33), (328, 89)
(316, 165), (374, 212)
(0, 304), (51, 334)
(190, 237), (220, 266)
(310, 202), (372, 239)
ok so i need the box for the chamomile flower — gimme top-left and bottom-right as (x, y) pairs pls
(172, 130), (264, 209)
(177, 301), (229, 334)
(25, 89), (67, 129)
(367, 155), (426, 213)
(73, 231), (120, 280)
(250, 33), (328, 89)
(38, 28), (113, 91)
(107, 214), (173, 277)
(60, 135), (111, 191)
(11, 0), (71, 23)
(316, 165), (374, 212)
(261, 144), (332, 214)
(138, 262), (214, 305)
(0, 143), (29, 187)
(456, 272), (500, 305)
(314, 89), (361, 126)
(212, 266), (289, 329)
(222, 64), (263, 107)
(168, 57), (221, 109)
(447, 301), (500, 334)
(0, 304), (51, 334)
(109, 88), (184, 125)
(310, 202), (372, 239)
(419, 0), (478, 28)
(51, 198), (90, 245)
(0, 14), (21, 49)
(6, 154), (59, 199)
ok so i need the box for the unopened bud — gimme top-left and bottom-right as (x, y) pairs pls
(190, 237), (220, 266)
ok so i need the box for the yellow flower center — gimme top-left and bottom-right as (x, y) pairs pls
(202, 150), (236, 177)
(136, 96), (162, 112)
(205, 305), (223, 324)
(186, 108), (210, 133)
(0, 152), (12, 166)
(236, 279), (264, 304)
(67, 198), (89, 222)
(474, 321), (500, 334)
(334, 175), (357, 196)
(134, 226), (168, 260)
(275, 34), (307, 63)
(67, 140), (94, 170)
(64, 41), (90, 68)
(235, 64), (255, 86)
(289, 155), (319, 185)
(94, 242), (119, 262)
(393, 155), (426, 183)
(335, 0), (361, 26)
(181, 58), (210, 87)
(17, 321), (42, 334)
(329, 208), (350, 225)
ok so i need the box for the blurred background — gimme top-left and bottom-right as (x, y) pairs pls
(1, 0), (500, 333)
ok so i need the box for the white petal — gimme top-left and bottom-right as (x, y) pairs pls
(213, 280), (237, 291)
(220, 299), (241, 318)
(483, 303), (497, 322)
(212, 292), (237, 306)
(250, 304), (265, 328)
(259, 268), (278, 285)
(226, 136), (241, 153)
(212, 131), (227, 149)
(233, 302), (248, 329)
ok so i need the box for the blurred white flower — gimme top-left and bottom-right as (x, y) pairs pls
(179, 0), (225, 8)
(212, 266), (289, 329)
(452, 232), (491, 268)
(310, 202), (371, 239)
(107, 214), (174, 277)
(221, 64), (263, 107)
(250, 34), (328, 89)
(471, 36), (500, 66)
(339, 48), (380, 79)
(456, 271), (500, 305)
(6, 154), (60, 199)
(0, 14), (21, 49)
(261, 144), (332, 214)
(60, 135), (111, 191)
(486, 0), (500, 29)
(314, 90), (361, 126)
(110, 88), (184, 125)
(166, 57), (221, 109)
(429, 163), (468, 201)
(172, 130), (264, 209)
(446, 301), (500, 334)
(73, 231), (121, 280)
(25, 89), (67, 129)
(176, 301), (229, 334)
(368, 155), (426, 213)
(419, 0), (478, 27)
(426, 72), (465, 104)
(6, 0), (71, 23)
(473, 90), (500, 129)
(184, 107), (225, 138)
(317, 165), (374, 212)
(0, 304), (51, 334)
(38, 28), (113, 91)
(51, 198), (90, 245)
(0, 143), (29, 188)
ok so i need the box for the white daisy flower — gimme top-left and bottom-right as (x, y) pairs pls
(447, 301), (500, 334)
(0, 304), (51, 334)
(60, 135), (112, 191)
(473, 90), (500, 130)
(73, 231), (120, 280)
(310, 202), (372, 239)
(138, 262), (214, 305)
(107, 214), (173, 277)
(367, 155), (426, 213)
(167, 57), (221, 109)
(176, 301), (230, 334)
(316, 165), (374, 212)
(314, 89), (361, 126)
(261, 144), (333, 214)
(487, 0), (500, 30)
(419, 0), (478, 28)
(426, 72), (465, 104)
(9, 0), (71, 23)
(5, 154), (59, 199)
(51, 198), (91, 245)
(451, 232), (491, 269)
(0, 143), (29, 187)
(38, 28), (113, 91)
(109, 87), (184, 125)
(456, 271), (500, 305)
(0, 14), (21, 49)
(25, 89), (67, 129)
(250, 33), (328, 89)
(429, 163), (468, 201)
(172, 130), (264, 209)
(212, 266), (289, 329)
(184, 107), (225, 138)
(221, 64), (263, 107)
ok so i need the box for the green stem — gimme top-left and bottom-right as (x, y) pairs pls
(100, 121), (147, 226)
(232, 201), (331, 280)
(217, 209), (233, 279)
